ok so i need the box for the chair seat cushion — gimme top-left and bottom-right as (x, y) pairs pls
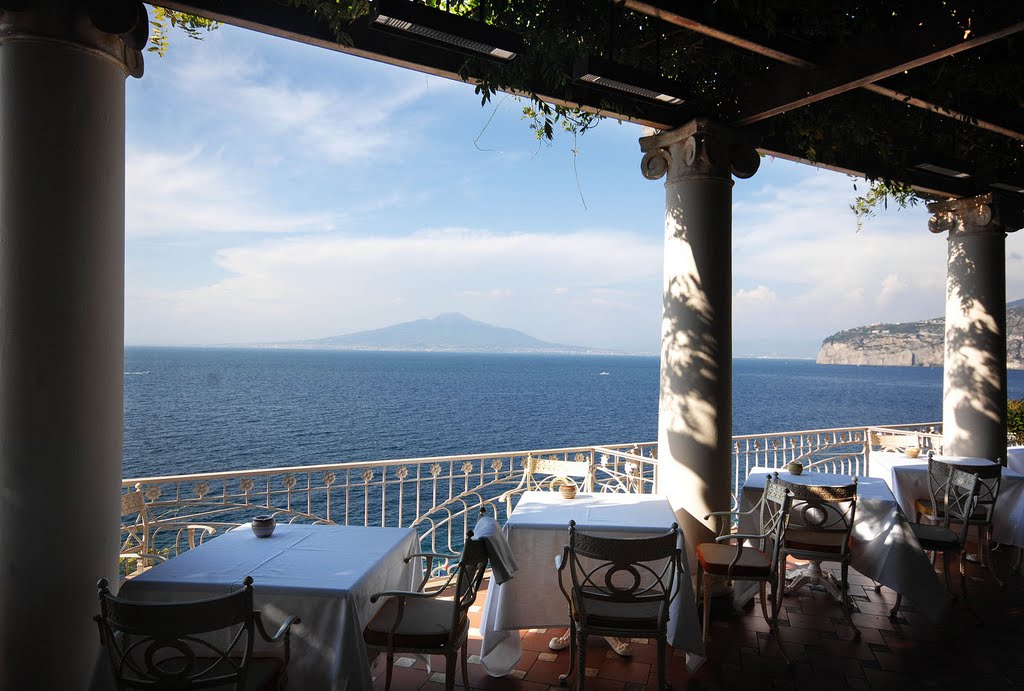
(783, 530), (848, 554)
(910, 522), (960, 550)
(364, 596), (461, 649)
(574, 595), (666, 633)
(913, 498), (991, 523)
(696, 542), (771, 578)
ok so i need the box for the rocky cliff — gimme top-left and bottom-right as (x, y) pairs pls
(817, 302), (1024, 369)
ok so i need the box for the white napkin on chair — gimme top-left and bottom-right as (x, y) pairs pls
(473, 516), (519, 585)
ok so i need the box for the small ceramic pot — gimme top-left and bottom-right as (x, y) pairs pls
(905, 447), (920, 458)
(559, 483), (578, 500)
(786, 461), (804, 475)
(252, 515), (276, 538)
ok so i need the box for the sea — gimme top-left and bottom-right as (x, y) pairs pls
(123, 347), (1024, 479)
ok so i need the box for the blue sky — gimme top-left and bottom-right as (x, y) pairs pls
(124, 18), (1023, 357)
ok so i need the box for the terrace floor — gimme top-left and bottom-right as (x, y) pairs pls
(372, 548), (1024, 690)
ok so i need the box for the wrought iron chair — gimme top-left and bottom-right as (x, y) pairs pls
(94, 576), (299, 690)
(500, 454), (593, 513)
(777, 477), (859, 637)
(891, 468), (982, 618)
(363, 528), (490, 691)
(556, 521), (682, 690)
(697, 473), (793, 658)
(120, 488), (216, 578)
(913, 456), (1004, 584)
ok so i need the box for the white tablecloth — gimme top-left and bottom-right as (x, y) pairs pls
(868, 451), (1024, 548)
(116, 523), (420, 691)
(1008, 446), (1024, 474)
(479, 491), (705, 676)
(741, 468), (949, 618)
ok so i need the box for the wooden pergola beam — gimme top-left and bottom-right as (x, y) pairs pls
(731, 19), (1024, 127)
(624, 0), (1024, 140)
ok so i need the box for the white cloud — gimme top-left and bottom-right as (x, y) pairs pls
(731, 167), (948, 345)
(126, 148), (336, 236)
(127, 228), (662, 348)
(169, 44), (456, 165)
(735, 285), (777, 305)
(878, 273), (907, 305)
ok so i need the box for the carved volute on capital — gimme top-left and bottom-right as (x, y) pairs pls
(0, 0), (149, 78)
(928, 193), (1023, 237)
(640, 118), (760, 184)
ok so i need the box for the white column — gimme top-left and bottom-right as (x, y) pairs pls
(640, 119), (759, 547)
(0, 3), (144, 686)
(929, 194), (1022, 461)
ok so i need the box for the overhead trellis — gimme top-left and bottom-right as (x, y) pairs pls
(159, 0), (1024, 203)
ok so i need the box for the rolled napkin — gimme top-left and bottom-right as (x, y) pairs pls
(472, 515), (519, 585)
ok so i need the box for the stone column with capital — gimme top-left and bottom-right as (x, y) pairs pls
(0, 1), (146, 685)
(640, 119), (759, 551)
(929, 194), (1023, 461)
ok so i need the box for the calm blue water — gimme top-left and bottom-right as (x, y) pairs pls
(123, 348), (1024, 478)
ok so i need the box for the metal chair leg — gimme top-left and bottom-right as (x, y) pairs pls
(559, 624), (576, 686)
(444, 650), (456, 691)
(758, 581), (771, 628)
(384, 651), (395, 691)
(576, 633), (588, 691)
(840, 561), (860, 637)
(657, 633), (669, 690)
(460, 642), (470, 689)
(889, 592), (902, 619)
(701, 571), (712, 642)
(769, 578), (790, 665)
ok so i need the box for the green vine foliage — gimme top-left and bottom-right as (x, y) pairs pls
(1009, 398), (1024, 445)
(153, 1), (1023, 221)
(850, 179), (922, 232)
(148, 8), (220, 56)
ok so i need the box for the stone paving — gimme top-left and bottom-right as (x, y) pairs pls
(371, 548), (1024, 690)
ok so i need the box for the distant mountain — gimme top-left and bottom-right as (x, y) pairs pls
(817, 299), (1024, 369)
(282, 313), (619, 354)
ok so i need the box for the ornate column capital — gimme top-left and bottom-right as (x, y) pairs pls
(0, 0), (149, 77)
(639, 118), (760, 183)
(927, 192), (1023, 237)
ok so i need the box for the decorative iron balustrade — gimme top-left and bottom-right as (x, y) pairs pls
(122, 425), (939, 572)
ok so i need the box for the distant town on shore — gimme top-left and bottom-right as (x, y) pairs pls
(817, 298), (1024, 369)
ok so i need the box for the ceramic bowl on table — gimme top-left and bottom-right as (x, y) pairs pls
(251, 515), (276, 538)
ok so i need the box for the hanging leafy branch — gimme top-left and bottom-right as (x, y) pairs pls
(850, 179), (922, 232)
(147, 8), (220, 56)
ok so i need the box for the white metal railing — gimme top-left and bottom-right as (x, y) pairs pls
(123, 424), (940, 570)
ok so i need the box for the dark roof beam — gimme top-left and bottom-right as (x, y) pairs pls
(729, 19), (1024, 127)
(622, 1), (1024, 140)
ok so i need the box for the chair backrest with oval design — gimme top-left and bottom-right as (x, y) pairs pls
(564, 522), (680, 625)
(780, 478), (858, 559)
(95, 576), (257, 690)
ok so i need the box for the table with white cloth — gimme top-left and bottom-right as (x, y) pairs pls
(740, 468), (949, 618)
(115, 523), (420, 691)
(1008, 446), (1024, 474)
(867, 451), (1024, 548)
(478, 491), (706, 676)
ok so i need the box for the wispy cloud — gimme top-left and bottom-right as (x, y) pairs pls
(126, 148), (337, 236)
(127, 228), (662, 348)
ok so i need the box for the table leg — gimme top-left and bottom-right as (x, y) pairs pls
(785, 560), (843, 601)
(548, 631), (633, 657)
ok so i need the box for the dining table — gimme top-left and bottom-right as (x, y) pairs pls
(867, 451), (1024, 548)
(1008, 446), (1024, 474)
(739, 467), (950, 618)
(113, 522), (421, 691)
(478, 491), (706, 677)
